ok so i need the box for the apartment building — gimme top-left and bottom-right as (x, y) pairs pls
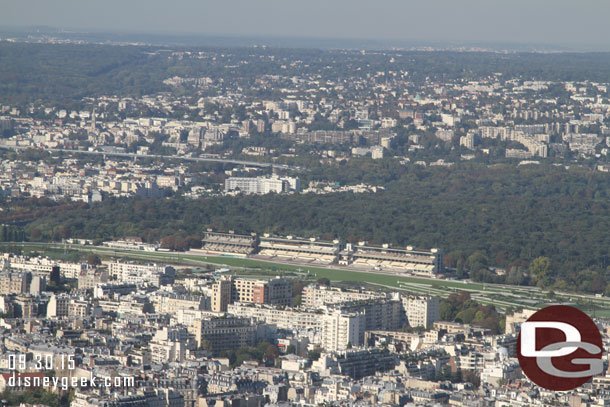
(322, 310), (364, 352)
(107, 262), (175, 286)
(224, 175), (300, 195)
(227, 303), (365, 352)
(46, 294), (91, 319)
(402, 296), (439, 329)
(192, 317), (257, 352)
(302, 285), (388, 308)
(211, 277), (233, 312)
(227, 303), (321, 331)
(0, 271), (30, 295)
(211, 276), (292, 312)
(13, 295), (37, 318)
(234, 277), (292, 306)
(57, 262), (87, 279)
(154, 294), (208, 314)
(46, 294), (70, 318)
(335, 349), (397, 380)
(330, 299), (404, 332)
(78, 268), (109, 290)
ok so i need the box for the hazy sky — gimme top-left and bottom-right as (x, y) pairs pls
(2, 0), (610, 48)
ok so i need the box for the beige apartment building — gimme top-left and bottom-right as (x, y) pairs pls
(211, 276), (292, 312)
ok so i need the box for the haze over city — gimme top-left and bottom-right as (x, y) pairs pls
(3, 0), (610, 50)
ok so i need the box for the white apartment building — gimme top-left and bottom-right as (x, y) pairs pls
(154, 294), (207, 314)
(224, 176), (300, 195)
(47, 294), (70, 318)
(58, 262), (86, 279)
(322, 311), (364, 352)
(460, 133), (475, 149)
(302, 285), (388, 308)
(150, 341), (186, 364)
(107, 262), (174, 286)
(480, 361), (522, 387)
(6, 257), (56, 274)
(402, 296), (439, 329)
(227, 303), (321, 331)
(227, 303), (364, 351)
(171, 309), (218, 327)
(46, 294), (91, 319)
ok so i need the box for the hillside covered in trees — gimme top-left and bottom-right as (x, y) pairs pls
(5, 42), (610, 105)
(14, 162), (610, 293)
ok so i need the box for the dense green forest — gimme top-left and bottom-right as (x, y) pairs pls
(14, 162), (610, 293)
(0, 388), (70, 407)
(0, 43), (167, 104)
(439, 291), (504, 334)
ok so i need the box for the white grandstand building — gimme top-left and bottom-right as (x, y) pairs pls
(192, 230), (444, 276)
(256, 234), (341, 265)
(196, 230), (258, 257)
(339, 243), (443, 275)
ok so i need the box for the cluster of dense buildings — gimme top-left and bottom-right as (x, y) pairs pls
(3, 57), (610, 205)
(0, 153), (188, 202)
(0, 251), (609, 406)
(3, 56), (610, 205)
(226, 285), (439, 352)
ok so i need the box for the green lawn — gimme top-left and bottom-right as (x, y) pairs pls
(4, 242), (610, 316)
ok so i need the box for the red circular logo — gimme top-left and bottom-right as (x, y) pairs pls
(517, 305), (603, 391)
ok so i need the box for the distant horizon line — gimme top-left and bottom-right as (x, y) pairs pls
(1, 24), (609, 53)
